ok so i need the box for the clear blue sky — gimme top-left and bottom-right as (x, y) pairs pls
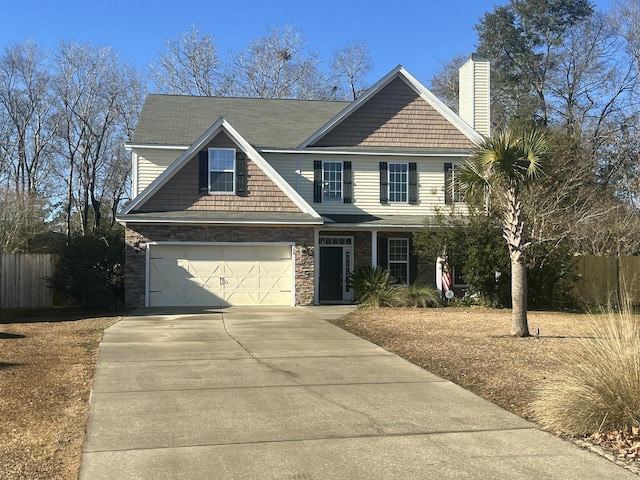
(1, 0), (616, 86)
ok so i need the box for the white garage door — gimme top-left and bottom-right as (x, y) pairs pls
(148, 244), (293, 307)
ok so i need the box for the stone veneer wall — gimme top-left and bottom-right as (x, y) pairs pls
(125, 225), (315, 307)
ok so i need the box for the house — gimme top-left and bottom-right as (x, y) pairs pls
(118, 55), (490, 307)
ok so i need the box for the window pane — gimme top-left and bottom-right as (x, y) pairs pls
(451, 164), (464, 203)
(210, 171), (234, 192)
(389, 163), (408, 203)
(388, 238), (408, 261)
(389, 263), (408, 284)
(323, 162), (343, 202)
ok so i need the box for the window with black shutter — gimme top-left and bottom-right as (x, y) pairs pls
(235, 151), (248, 196)
(343, 161), (352, 204)
(408, 162), (418, 204)
(379, 162), (388, 204)
(313, 160), (322, 203)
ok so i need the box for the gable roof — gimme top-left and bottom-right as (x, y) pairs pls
(129, 96), (349, 149)
(121, 117), (321, 219)
(300, 65), (483, 148)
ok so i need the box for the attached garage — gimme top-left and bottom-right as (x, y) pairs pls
(147, 243), (294, 307)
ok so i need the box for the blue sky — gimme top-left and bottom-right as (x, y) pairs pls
(2, 0), (616, 86)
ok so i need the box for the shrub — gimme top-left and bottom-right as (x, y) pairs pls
(531, 304), (640, 435)
(49, 228), (124, 310)
(402, 283), (441, 308)
(348, 266), (404, 307)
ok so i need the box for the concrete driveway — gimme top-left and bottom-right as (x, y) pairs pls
(80, 307), (635, 479)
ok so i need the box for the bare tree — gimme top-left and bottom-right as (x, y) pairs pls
(150, 24), (227, 96)
(547, 12), (638, 139)
(427, 54), (468, 113)
(0, 41), (56, 200)
(330, 39), (373, 100)
(611, 0), (640, 71)
(53, 41), (144, 236)
(226, 25), (327, 99)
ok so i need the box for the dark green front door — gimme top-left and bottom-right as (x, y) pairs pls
(319, 246), (343, 302)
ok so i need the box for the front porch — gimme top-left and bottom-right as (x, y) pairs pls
(313, 216), (433, 304)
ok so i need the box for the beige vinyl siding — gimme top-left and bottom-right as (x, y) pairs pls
(267, 153), (467, 216)
(459, 57), (490, 137)
(135, 147), (187, 195)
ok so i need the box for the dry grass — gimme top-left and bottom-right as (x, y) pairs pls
(0, 309), (122, 480)
(532, 307), (640, 434)
(332, 306), (640, 470)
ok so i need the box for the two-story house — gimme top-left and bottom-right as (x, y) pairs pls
(118, 55), (490, 307)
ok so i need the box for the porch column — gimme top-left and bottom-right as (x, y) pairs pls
(371, 230), (378, 267)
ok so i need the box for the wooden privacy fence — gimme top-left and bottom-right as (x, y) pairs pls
(574, 255), (640, 307)
(0, 254), (56, 308)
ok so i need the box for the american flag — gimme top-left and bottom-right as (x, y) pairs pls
(442, 269), (452, 292)
(441, 256), (452, 293)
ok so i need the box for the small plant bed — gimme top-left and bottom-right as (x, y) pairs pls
(0, 309), (122, 479)
(332, 307), (640, 474)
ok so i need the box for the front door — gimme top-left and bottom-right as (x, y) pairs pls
(318, 236), (354, 303)
(319, 247), (343, 302)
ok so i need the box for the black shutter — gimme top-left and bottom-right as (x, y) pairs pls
(199, 150), (209, 194)
(444, 162), (453, 205)
(378, 236), (388, 269)
(236, 151), (248, 196)
(409, 162), (418, 205)
(343, 161), (352, 203)
(409, 236), (418, 284)
(379, 162), (388, 204)
(313, 160), (322, 203)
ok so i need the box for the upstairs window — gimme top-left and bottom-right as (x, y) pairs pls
(380, 162), (418, 205)
(313, 161), (352, 203)
(389, 163), (408, 203)
(209, 148), (235, 193)
(444, 162), (464, 204)
(323, 161), (343, 202)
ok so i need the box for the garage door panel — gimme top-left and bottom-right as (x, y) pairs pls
(223, 261), (256, 276)
(149, 244), (293, 307)
(188, 260), (223, 276)
(259, 261), (291, 275)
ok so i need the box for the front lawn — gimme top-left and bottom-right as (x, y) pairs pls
(0, 309), (122, 479)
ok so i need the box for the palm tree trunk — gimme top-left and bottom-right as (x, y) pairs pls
(503, 189), (530, 337)
(511, 259), (529, 337)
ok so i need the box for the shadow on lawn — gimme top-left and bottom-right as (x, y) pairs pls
(0, 332), (25, 339)
(0, 308), (130, 325)
(0, 362), (21, 369)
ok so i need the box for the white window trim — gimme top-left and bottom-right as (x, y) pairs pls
(388, 162), (408, 204)
(322, 160), (343, 203)
(209, 147), (236, 194)
(388, 238), (409, 285)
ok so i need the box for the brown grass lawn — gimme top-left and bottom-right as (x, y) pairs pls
(0, 309), (122, 480)
(0, 307), (638, 478)
(332, 307), (640, 473)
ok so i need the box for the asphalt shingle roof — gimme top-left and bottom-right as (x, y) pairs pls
(131, 95), (350, 149)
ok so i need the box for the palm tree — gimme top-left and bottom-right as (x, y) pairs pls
(459, 128), (549, 337)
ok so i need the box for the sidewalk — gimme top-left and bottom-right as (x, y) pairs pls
(80, 306), (636, 479)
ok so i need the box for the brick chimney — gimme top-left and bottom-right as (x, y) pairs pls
(459, 54), (490, 137)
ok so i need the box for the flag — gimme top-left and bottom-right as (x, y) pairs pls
(442, 269), (452, 292)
